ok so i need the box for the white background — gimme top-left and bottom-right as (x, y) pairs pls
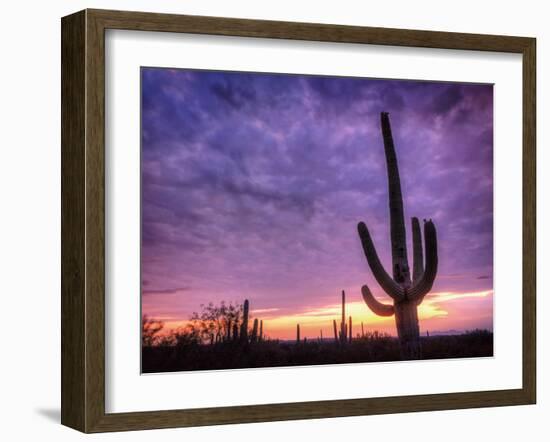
(106, 30), (522, 413)
(0, 0), (547, 441)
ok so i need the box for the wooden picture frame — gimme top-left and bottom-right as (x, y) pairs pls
(61, 8), (536, 433)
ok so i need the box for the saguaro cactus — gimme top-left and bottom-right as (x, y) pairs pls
(357, 112), (438, 359)
(340, 290), (347, 344)
(296, 324), (301, 343)
(348, 316), (353, 343)
(251, 318), (259, 342)
(333, 319), (338, 342)
(240, 299), (249, 343)
(259, 320), (263, 341)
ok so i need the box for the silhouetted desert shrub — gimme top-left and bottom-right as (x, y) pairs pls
(142, 315), (165, 347)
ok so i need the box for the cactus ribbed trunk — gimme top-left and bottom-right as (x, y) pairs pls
(296, 324), (300, 343)
(395, 301), (421, 359)
(381, 112), (410, 286)
(381, 112), (417, 357)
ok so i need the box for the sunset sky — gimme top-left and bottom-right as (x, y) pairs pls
(141, 68), (493, 340)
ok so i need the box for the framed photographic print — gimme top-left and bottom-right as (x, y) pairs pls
(61, 9), (536, 433)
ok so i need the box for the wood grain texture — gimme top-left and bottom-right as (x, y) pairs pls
(85, 9), (108, 433)
(60, 8), (537, 433)
(522, 38), (536, 402)
(88, 8), (532, 52)
(61, 10), (86, 431)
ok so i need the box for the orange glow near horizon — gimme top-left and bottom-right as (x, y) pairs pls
(149, 289), (493, 340)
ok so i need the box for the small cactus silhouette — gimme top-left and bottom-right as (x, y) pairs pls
(340, 290), (347, 344)
(357, 112), (438, 359)
(240, 299), (249, 343)
(296, 324), (301, 343)
(333, 319), (338, 342)
(251, 318), (259, 342)
(259, 319), (263, 341)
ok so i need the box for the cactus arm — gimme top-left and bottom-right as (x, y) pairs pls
(412, 217), (424, 283)
(357, 222), (404, 301)
(361, 284), (395, 317)
(381, 112), (411, 285)
(409, 220), (438, 302)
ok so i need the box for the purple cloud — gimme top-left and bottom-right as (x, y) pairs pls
(141, 68), (493, 330)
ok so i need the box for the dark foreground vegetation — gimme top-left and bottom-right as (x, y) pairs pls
(142, 329), (493, 373)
